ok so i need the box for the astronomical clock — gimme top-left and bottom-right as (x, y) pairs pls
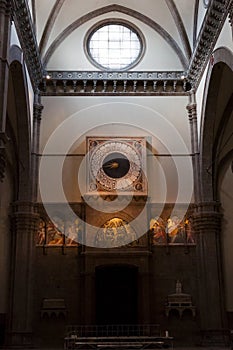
(86, 137), (147, 195)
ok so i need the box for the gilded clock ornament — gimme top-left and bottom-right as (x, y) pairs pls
(87, 137), (147, 194)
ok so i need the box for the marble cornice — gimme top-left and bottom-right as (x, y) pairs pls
(188, 0), (232, 87)
(11, 0), (43, 90)
(40, 70), (190, 96)
(229, 0), (233, 25)
(10, 0), (232, 93)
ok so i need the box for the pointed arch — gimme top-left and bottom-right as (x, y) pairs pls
(8, 45), (32, 201)
(193, 0), (199, 47)
(39, 0), (66, 57)
(164, 0), (192, 59)
(200, 47), (233, 201)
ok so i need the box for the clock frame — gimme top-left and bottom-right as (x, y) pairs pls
(86, 137), (147, 195)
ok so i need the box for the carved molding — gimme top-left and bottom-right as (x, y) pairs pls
(44, 71), (186, 81)
(0, 0), (11, 15)
(33, 102), (43, 122)
(11, 201), (39, 232)
(229, 0), (233, 25)
(192, 201), (222, 233)
(11, 0), (43, 89)
(188, 0), (232, 87)
(10, 0), (231, 93)
(40, 71), (190, 96)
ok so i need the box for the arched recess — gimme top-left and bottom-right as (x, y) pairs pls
(199, 47), (233, 202)
(218, 151), (233, 320)
(200, 46), (233, 327)
(8, 45), (32, 201)
(0, 45), (32, 345)
(95, 264), (138, 324)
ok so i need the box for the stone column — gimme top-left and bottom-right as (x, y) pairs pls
(7, 92), (43, 348)
(9, 201), (39, 347)
(193, 201), (226, 343)
(186, 90), (201, 203)
(187, 91), (226, 343)
(0, 0), (11, 132)
(0, 0), (11, 183)
(31, 91), (43, 202)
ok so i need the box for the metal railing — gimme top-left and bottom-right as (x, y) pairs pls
(65, 324), (161, 338)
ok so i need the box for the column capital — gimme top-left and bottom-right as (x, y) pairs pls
(192, 201), (222, 233)
(33, 102), (44, 122)
(186, 103), (197, 122)
(11, 201), (40, 232)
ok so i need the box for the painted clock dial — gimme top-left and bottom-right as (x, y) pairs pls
(102, 152), (130, 179)
(89, 140), (142, 192)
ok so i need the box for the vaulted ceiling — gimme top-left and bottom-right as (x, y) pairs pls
(11, 0), (232, 90)
(28, 0), (204, 69)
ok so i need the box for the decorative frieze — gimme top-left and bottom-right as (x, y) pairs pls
(40, 71), (190, 96)
(9, 0), (231, 93)
(45, 71), (185, 81)
(11, 0), (43, 89)
(188, 0), (232, 87)
(0, 0), (11, 15)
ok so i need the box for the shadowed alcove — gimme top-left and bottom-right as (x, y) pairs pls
(95, 264), (138, 325)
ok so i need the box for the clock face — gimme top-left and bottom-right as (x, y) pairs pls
(87, 138), (146, 193)
(102, 152), (130, 179)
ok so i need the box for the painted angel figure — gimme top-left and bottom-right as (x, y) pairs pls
(150, 216), (167, 245)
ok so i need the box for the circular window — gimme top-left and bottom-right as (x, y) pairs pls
(85, 20), (145, 70)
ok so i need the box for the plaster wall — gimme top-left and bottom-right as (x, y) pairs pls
(46, 13), (184, 71)
(39, 96), (193, 204)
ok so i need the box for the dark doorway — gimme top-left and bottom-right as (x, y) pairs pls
(95, 265), (138, 325)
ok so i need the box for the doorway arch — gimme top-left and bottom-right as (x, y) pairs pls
(95, 264), (138, 325)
